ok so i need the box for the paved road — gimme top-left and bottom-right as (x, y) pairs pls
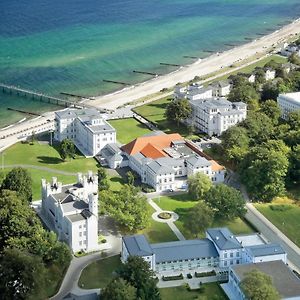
(2, 164), (78, 176)
(245, 203), (300, 273)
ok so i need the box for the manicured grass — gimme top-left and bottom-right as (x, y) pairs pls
(107, 172), (126, 192)
(160, 282), (228, 300)
(2, 168), (76, 201)
(78, 255), (121, 289)
(255, 202), (300, 247)
(4, 142), (98, 173)
(139, 206), (178, 243)
(133, 97), (191, 137)
(154, 194), (254, 239)
(109, 118), (152, 144)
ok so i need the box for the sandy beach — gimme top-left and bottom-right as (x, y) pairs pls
(88, 18), (300, 110)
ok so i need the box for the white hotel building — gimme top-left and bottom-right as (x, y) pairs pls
(41, 172), (100, 253)
(54, 108), (116, 157)
(277, 92), (300, 120)
(189, 98), (247, 136)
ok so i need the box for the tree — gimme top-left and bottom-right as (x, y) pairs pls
(59, 138), (75, 161)
(260, 100), (281, 125)
(228, 84), (260, 105)
(118, 256), (160, 300)
(102, 278), (136, 300)
(204, 184), (246, 220)
(187, 172), (212, 200)
(240, 140), (290, 201)
(126, 171), (135, 186)
(287, 111), (300, 131)
(184, 201), (214, 237)
(254, 68), (266, 85)
(221, 126), (249, 164)
(165, 99), (192, 126)
(288, 144), (300, 184)
(0, 248), (47, 300)
(241, 112), (274, 144)
(240, 270), (280, 300)
(1, 167), (32, 203)
(288, 52), (300, 65)
(98, 167), (109, 191)
(30, 130), (36, 145)
(101, 185), (150, 231)
(261, 82), (279, 101)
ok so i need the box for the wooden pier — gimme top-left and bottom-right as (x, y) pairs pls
(133, 70), (159, 77)
(160, 62), (181, 67)
(60, 92), (84, 98)
(103, 79), (131, 86)
(0, 83), (88, 109)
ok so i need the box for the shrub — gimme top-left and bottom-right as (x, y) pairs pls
(270, 204), (292, 212)
(162, 274), (184, 281)
(187, 273), (193, 279)
(194, 270), (216, 278)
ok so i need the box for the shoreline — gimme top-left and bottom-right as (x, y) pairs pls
(87, 17), (300, 110)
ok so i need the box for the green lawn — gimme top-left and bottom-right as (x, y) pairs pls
(154, 194), (254, 239)
(78, 255), (121, 289)
(107, 172), (126, 192)
(108, 118), (152, 144)
(255, 203), (300, 247)
(2, 142), (99, 200)
(2, 168), (76, 201)
(133, 97), (191, 137)
(160, 283), (228, 300)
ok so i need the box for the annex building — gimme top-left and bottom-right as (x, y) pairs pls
(41, 172), (100, 253)
(54, 108), (116, 157)
(277, 92), (300, 120)
(101, 132), (225, 192)
(122, 228), (287, 275)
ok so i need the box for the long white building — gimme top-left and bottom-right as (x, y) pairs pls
(189, 98), (247, 136)
(41, 172), (100, 253)
(122, 228), (287, 275)
(54, 108), (116, 157)
(277, 92), (300, 120)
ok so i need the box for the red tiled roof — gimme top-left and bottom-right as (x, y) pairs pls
(140, 143), (167, 159)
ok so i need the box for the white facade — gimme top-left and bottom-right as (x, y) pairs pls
(189, 98), (247, 136)
(55, 108), (116, 157)
(277, 92), (300, 119)
(41, 172), (100, 253)
(281, 42), (300, 57)
(265, 68), (276, 81)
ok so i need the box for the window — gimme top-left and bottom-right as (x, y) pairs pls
(79, 241), (82, 246)
(79, 232), (82, 237)
(224, 253), (227, 258)
(230, 253), (233, 258)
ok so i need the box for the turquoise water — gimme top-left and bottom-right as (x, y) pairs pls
(0, 0), (300, 127)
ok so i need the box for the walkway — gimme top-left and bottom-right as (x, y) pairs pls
(2, 164), (77, 176)
(245, 203), (300, 273)
(148, 198), (186, 241)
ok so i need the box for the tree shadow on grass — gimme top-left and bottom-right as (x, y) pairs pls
(174, 207), (192, 223)
(110, 176), (125, 185)
(37, 156), (63, 164)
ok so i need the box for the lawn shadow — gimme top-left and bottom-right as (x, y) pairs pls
(37, 156), (63, 164)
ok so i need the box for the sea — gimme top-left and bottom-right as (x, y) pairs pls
(0, 0), (300, 128)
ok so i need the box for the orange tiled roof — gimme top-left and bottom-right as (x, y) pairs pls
(121, 133), (183, 157)
(140, 143), (168, 159)
(211, 160), (225, 172)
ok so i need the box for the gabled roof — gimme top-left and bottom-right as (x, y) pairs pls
(151, 239), (218, 263)
(211, 160), (225, 172)
(121, 133), (183, 156)
(207, 228), (242, 250)
(147, 160), (174, 175)
(123, 235), (153, 256)
(140, 143), (167, 159)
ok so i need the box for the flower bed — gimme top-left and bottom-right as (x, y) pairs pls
(158, 212), (172, 220)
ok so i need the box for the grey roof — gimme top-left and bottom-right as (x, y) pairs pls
(157, 157), (184, 167)
(123, 235), (153, 256)
(151, 239), (218, 263)
(210, 80), (231, 88)
(246, 243), (286, 257)
(147, 160), (174, 175)
(188, 87), (212, 96)
(233, 101), (247, 108)
(232, 260), (300, 299)
(67, 213), (86, 222)
(207, 228), (242, 250)
(56, 109), (78, 119)
(187, 156), (211, 168)
(88, 123), (115, 134)
(61, 199), (88, 214)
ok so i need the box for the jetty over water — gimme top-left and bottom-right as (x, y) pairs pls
(0, 83), (89, 109)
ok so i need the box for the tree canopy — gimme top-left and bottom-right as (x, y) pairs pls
(184, 201), (214, 237)
(240, 270), (280, 300)
(1, 167), (32, 203)
(100, 185), (150, 231)
(118, 256), (160, 300)
(187, 172), (212, 200)
(101, 278), (136, 300)
(59, 138), (76, 161)
(98, 167), (109, 191)
(260, 100), (281, 125)
(204, 184), (246, 220)
(165, 99), (192, 126)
